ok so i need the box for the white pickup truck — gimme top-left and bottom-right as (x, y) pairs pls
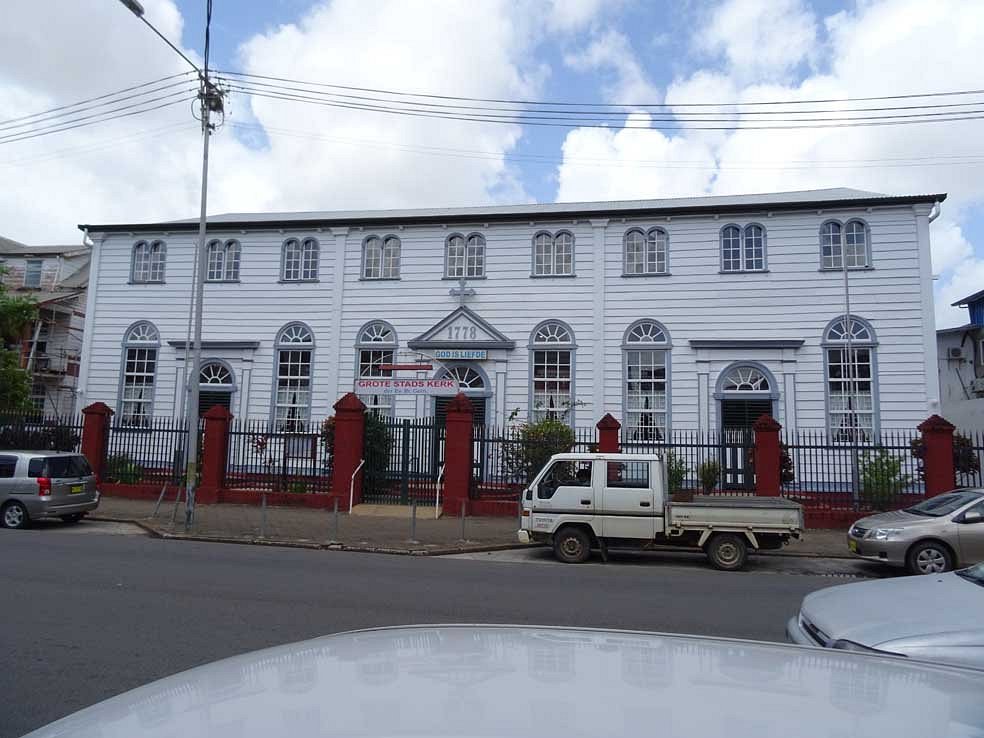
(518, 452), (804, 570)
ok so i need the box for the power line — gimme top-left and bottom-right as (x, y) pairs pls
(229, 85), (984, 131)
(0, 96), (196, 145)
(218, 69), (984, 109)
(0, 72), (194, 128)
(0, 79), (198, 134)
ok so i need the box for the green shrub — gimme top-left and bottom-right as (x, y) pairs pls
(910, 433), (981, 484)
(504, 418), (577, 486)
(859, 449), (911, 511)
(105, 454), (144, 484)
(287, 480), (308, 494)
(698, 460), (720, 494)
(665, 451), (689, 492)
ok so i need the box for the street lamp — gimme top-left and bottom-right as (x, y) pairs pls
(118, 0), (222, 527)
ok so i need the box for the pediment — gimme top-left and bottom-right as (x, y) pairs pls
(407, 306), (515, 350)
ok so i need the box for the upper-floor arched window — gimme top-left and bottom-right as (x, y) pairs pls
(131, 240), (166, 283)
(720, 224), (766, 273)
(363, 235), (401, 279)
(532, 231), (574, 276)
(624, 228), (668, 275)
(282, 237), (319, 281)
(119, 321), (160, 426)
(530, 320), (576, 422)
(446, 233), (486, 279)
(820, 219), (870, 269)
(205, 239), (241, 282)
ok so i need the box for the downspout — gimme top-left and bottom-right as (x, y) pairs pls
(928, 201), (941, 223)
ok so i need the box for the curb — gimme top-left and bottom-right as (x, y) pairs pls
(87, 515), (852, 559)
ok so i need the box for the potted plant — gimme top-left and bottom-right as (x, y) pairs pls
(698, 459), (721, 495)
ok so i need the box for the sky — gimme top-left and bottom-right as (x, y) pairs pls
(1, 0), (982, 328)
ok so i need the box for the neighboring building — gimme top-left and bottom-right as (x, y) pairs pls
(938, 289), (984, 432)
(0, 235), (89, 415)
(77, 188), (942, 440)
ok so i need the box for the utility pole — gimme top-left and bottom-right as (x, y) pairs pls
(118, 0), (223, 527)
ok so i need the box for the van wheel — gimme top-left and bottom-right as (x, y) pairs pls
(907, 541), (953, 575)
(706, 533), (748, 571)
(2, 502), (30, 530)
(553, 527), (592, 564)
(60, 513), (85, 525)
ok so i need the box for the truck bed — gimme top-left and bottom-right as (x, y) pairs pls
(668, 495), (803, 530)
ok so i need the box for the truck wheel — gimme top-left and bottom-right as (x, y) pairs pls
(706, 533), (748, 571)
(553, 527), (592, 564)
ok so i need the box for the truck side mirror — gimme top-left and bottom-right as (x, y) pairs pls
(525, 489), (532, 501)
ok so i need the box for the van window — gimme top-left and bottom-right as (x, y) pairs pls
(538, 460), (593, 499)
(27, 455), (92, 478)
(0, 455), (17, 478)
(606, 461), (650, 489)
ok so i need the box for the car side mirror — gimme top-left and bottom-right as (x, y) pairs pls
(960, 511), (983, 524)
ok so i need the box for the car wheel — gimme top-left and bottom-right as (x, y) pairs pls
(706, 533), (749, 571)
(60, 513), (85, 525)
(553, 527), (592, 564)
(2, 502), (30, 530)
(907, 541), (953, 575)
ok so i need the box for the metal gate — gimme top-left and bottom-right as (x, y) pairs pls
(720, 428), (754, 491)
(362, 417), (444, 504)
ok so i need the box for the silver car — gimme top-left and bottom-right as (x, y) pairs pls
(847, 489), (984, 574)
(0, 451), (99, 529)
(787, 561), (984, 670)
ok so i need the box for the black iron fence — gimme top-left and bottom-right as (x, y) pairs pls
(362, 416), (443, 504)
(226, 418), (331, 493)
(623, 429), (756, 493)
(955, 428), (984, 488)
(781, 428), (924, 509)
(105, 416), (190, 485)
(0, 412), (83, 451)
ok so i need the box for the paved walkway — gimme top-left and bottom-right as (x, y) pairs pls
(92, 496), (851, 557)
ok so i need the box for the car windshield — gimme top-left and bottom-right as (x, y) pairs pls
(904, 491), (981, 517)
(27, 455), (93, 479)
(956, 562), (984, 587)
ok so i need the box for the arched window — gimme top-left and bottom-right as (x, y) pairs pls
(720, 224), (767, 272)
(274, 323), (314, 431)
(623, 320), (670, 441)
(530, 320), (576, 422)
(532, 231), (574, 276)
(119, 321), (159, 426)
(198, 360), (235, 416)
(721, 365), (771, 392)
(356, 320), (397, 416)
(206, 239), (241, 281)
(821, 219), (870, 269)
(624, 228), (668, 275)
(445, 233), (486, 278)
(363, 235), (401, 279)
(130, 240), (166, 283)
(282, 237), (319, 281)
(823, 315), (878, 441)
(438, 365), (486, 390)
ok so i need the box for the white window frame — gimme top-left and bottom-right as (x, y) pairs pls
(622, 320), (670, 441)
(130, 240), (166, 283)
(720, 223), (767, 273)
(823, 315), (879, 442)
(529, 320), (576, 423)
(273, 322), (314, 432)
(118, 321), (160, 426)
(282, 237), (319, 281)
(531, 230), (575, 277)
(623, 228), (668, 276)
(445, 233), (486, 279)
(24, 259), (42, 288)
(362, 235), (401, 280)
(820, 219), (871, 270)
(355, 320), (398, 416)
(205, 239), (241, 282)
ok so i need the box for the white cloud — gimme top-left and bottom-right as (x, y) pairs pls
(547, 0), (619, 32)
(563, 28), (659, 105)
(936, 257), (984, 329)
(694, 0), (818, 81)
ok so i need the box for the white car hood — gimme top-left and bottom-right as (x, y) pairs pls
(803, 573), (984, 646)
(22, 625), (984, 738)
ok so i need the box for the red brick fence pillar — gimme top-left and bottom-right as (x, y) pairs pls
(331, 393), (367, 509)
(443, 392), (474, 516)
(198, 405), (232, 504)
(918, 414), (956, 498)
(596, 413), (621, 453)
(80, 402), (113, 482)
(753, 414), (782, 497)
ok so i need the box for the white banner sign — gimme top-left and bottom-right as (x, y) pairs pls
(354, 378), (459, 396)
(434, 349), (487, 360)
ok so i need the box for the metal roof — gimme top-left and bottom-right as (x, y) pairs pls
(79, 188), (947, 233)
(952, 288), (984, 307)
(0, 237), (89, 257)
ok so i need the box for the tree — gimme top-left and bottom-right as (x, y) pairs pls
(0, 266), (36, 412)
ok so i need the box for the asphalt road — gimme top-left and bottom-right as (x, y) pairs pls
(3, 521), (842, 738)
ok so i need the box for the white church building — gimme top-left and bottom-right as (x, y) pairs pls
(76, 188), (943, 439)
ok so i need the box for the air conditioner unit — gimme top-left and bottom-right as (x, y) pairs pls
(948, 347), (964, 360)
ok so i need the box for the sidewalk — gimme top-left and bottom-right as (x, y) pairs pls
(91, 497), (851, 558)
